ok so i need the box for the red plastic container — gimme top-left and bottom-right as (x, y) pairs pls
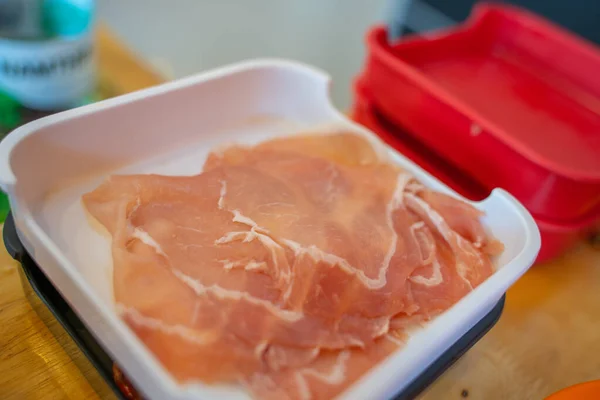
(361, 3), (600, 223)
(352, 79), (597, 263)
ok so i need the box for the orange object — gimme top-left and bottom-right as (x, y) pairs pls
(113, 364), (141, 400)
(546, 380), (600, 400)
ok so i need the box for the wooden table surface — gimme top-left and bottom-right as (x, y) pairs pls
(1, 26), (599, 400)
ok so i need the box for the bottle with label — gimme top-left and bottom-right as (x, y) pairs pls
(0, 0), (96, 222)
(0, 0), (95, 111)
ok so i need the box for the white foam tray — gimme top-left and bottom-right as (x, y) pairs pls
(0, 59), (540, 400)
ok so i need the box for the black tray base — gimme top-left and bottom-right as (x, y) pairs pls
(3, 213), (505, 400)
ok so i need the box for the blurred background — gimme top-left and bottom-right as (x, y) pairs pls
(2, 0), (599, 115)
(98, 0), (388, 110)
(97, 0), (600, 110)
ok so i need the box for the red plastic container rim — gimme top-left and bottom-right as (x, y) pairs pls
(366, 3), (600, 182)
(353, 77), (600, 234)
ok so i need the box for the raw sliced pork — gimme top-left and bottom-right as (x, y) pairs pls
(83, 131), (503, 399)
